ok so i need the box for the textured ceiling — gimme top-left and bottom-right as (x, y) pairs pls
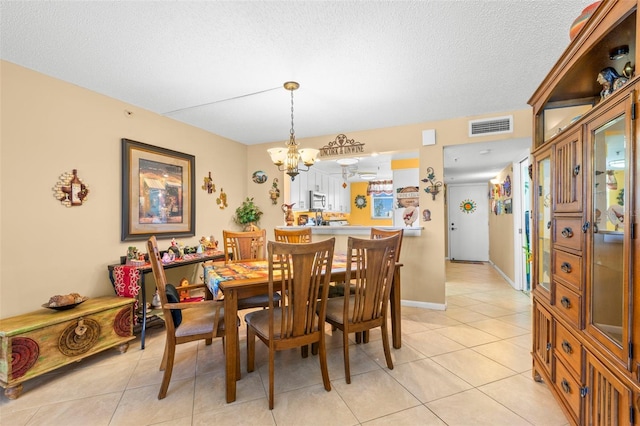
(1, 1), (595, 182)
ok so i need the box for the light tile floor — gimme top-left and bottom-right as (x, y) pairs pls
(0, 261), (569, 425)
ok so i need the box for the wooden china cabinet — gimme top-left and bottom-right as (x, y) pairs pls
(529, 1), (640, 424)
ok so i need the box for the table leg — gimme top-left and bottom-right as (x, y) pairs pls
(225, 289), (239, 403)
(140, 274), (147, 350)
(390, 266), (401, 349)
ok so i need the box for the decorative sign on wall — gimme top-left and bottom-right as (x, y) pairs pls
(216, 188), (228, 209)
(317, 134), (365, 159)
(53, 169), (90, 207)
(202, 171), (216, 194)
(269, 178), (281, 205)
(421, 167), (443, 200)
(460, 199), (477, 214)
(396, 186), (419, 208)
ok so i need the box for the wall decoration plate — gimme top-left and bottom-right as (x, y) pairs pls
(252, 171), (267, 184)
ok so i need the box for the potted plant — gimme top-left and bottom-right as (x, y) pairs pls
(234, 197), (263, 230)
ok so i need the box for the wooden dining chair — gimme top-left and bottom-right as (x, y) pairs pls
(370, 227), (403, 262)
(322, 235), (399, 384)
(274, 227), (312, 243)
(147, 236), (230, 399)
(358, 228), (404, 343)
(222, 229), (279, 309)
(245, 238), (335, 409)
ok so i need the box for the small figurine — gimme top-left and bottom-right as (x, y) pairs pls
(168, 239), (180, 258)
(597, 67), (628, 100)
(127, 246), (138, 260)
(152, 289), (162, 309)
(179, 278), (190, 301)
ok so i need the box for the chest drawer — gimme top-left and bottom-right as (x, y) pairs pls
(553, 217), (583, 252)
(553, 250), (582, 292)
(553, 282), (581, 328)
(553, 356), (581, 421)
(554, 321), (582, 377)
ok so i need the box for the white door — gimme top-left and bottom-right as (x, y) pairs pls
(448, 184), (489, 261)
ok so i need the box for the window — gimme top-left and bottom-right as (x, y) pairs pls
(372, 193), (394, 218)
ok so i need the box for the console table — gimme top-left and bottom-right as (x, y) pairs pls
(107, 250), (225, 349)
(0, 296), (135, 399)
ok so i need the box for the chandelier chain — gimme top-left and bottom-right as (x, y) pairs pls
(290, 89), (295, 140)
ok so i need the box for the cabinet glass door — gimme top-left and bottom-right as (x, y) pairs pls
(589, 111), (627, 352)
(536, 152), (552, 293)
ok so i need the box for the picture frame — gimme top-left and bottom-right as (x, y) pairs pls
(121, 138), (195, 241)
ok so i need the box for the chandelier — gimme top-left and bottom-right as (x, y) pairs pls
(267, 81), (319, 181)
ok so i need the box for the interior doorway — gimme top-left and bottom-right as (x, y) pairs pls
(515, 156), (532, 291)
(447, 184), (489, 262)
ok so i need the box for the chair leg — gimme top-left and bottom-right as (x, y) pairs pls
(342, 327), (351, 384)
(380, 323), (394, 370)
(268, 348), (275, 410)
(247, 326), (255, 372)
(318, 334), (331, 391)
(158, 344), (176, 399)
(160, 341), (169, 371)
(301, 345), (309, 358)
(363, 330), (370, 343)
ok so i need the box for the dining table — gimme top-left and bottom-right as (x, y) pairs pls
(204, 255), (403, 403)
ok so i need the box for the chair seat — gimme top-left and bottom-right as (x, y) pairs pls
(324, 296), (357, 325)
(237, 292), (281, 310)
(175, 305), (226, 338)
(245, 307), (320, 340)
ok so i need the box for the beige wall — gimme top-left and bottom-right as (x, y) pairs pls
(0, 61), (248, 317)
(1, 60), (532, 317)
(488, 164), (516, 282)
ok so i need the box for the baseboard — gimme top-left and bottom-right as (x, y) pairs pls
(401, 300), (446, 311)
(488, 260), (517, 289)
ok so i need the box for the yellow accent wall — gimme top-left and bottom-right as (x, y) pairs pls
(392, 158), (419, 169)
(348, 182), (392, 226)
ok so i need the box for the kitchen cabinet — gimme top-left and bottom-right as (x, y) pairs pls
(528, 1), (639, 424)
(288, 169), (351, 212)
(289, 171), (308, 210)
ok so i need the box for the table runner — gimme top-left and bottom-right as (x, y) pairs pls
(111, 265), (141, 324)
(204, 254), (348, 297)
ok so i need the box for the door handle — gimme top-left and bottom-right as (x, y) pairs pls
(561, 227), (573, 238)
(560, 262), (572, 273)
(561, 340), (572, 354)
(560, 296), (571, 309)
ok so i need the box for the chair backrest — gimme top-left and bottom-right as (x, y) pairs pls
(274, 227), (312, 243)
(268, 238), (335, 338)
(346, 235), (399, 324)
(370, 227), (403, 262)
(147, 236), (177, 331)
(223, 229), (267, 263)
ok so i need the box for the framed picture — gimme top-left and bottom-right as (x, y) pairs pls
(121, 139), (195, 241)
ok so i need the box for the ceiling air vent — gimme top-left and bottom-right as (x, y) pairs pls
(468, 115), (513, 137)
